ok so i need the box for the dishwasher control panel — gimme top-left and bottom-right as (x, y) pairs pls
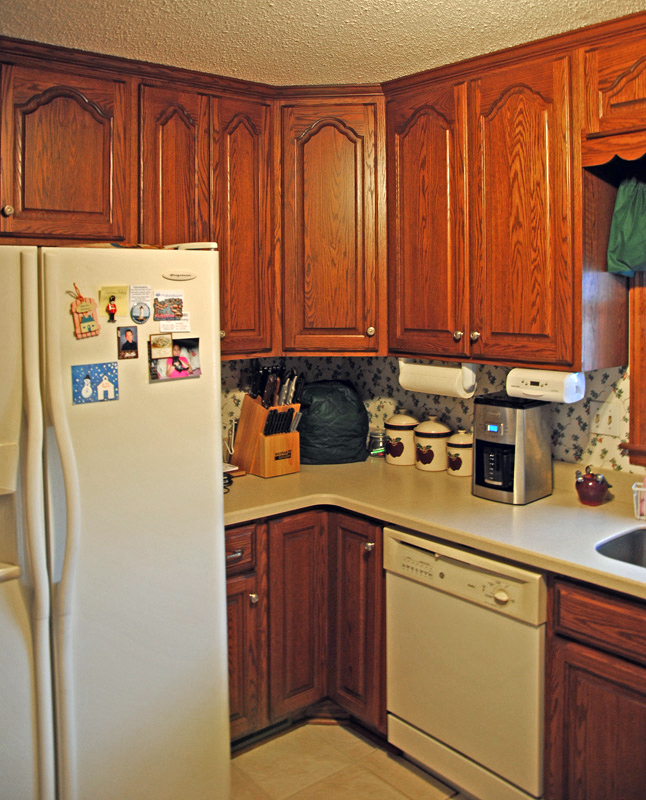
(383, 527), (546, 625)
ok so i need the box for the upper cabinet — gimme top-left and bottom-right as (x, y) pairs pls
(468, 55), (575, 366)
(280, 97), (387, 354)
(214, 97), (274, 356)
(0, 63), (135, 241)
(386, 51), (629, 371)
(139, 83), (211, 246)
(583, 33), (646, 138)
(387, 81), (468, 358)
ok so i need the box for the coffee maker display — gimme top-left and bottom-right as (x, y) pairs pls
(472, 393), (552, 505)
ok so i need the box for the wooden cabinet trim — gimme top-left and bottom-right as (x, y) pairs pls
(552, 579), (646, 665)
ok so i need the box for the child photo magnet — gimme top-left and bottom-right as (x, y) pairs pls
(118, 326), (138, 359)
(149, 337), (201, 382)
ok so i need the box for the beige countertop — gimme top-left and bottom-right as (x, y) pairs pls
(224, 459), (646, 601)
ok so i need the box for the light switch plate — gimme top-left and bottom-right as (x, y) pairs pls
(590, 400), (622, 438)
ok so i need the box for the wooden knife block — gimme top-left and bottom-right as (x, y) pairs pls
(230, 394), (301, 478)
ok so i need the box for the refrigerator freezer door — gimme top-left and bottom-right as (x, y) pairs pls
(42, 248), (230, 800)
(0, 246), (55, 800)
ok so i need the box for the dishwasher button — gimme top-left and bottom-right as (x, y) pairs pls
(493, 589), (510, 605)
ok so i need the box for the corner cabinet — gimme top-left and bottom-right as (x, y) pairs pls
(0, 63), (135, 241)
(545, 579), (646, 800)
(268, 511), (329, 720)
(214, 96), (274, 356)
(280, 97), (387, 354)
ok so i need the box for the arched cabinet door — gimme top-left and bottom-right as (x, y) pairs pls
(214, 98), (273, 356)
(468, 55), (575, 367)
(281, 98), (387, 354)
(139, 83), (211, 246)
(386, 82), (468, 358)
(0, 64), (134, 241)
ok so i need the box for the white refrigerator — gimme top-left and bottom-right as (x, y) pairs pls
(0, 246), (230, 800)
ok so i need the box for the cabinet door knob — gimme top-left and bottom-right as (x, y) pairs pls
(220, 330), (226, 339)
(470, 331), (481, 342)
(366, 326), (376, 337)
(249, 593), (259, 605)
(2, 204), (15, 217)
(364, 541), (376, 552)
(453, 330), (464, 342)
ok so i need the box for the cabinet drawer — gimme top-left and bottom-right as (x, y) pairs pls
(225, 524), (256, 575)
(553, 580), (646, 665)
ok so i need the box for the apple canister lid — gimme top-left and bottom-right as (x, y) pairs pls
(447, 428), (473, 448)
(385, 413), (419, 430)
(414, 415), (451, 438)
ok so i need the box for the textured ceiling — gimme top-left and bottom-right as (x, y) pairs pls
(3, 0), (646, 85)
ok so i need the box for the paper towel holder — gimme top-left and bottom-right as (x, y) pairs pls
(397, 359), (477, 398)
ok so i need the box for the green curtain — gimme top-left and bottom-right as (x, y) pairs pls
(607, 177), (646, 276)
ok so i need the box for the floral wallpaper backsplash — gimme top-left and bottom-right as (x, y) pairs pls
(221, 357), (641, 473)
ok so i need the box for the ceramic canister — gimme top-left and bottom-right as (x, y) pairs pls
(414, 416), (452, 472)
(446, 428), (474, 477)
(384, 413), (419, 466)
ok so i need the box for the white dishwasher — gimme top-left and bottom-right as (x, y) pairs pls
(384, 527), (546, 800)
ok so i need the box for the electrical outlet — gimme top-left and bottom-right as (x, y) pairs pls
(590, 400), (622, 437)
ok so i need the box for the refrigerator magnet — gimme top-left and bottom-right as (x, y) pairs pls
(99, 286), (128, 321)
(153, 290), (184, 321)
(149, 337), (201, 382)
(70, 284), (100, 339)
(130, 303), (150, 324)
(118, 326), (138, 359)
(71, 362), (119, 404)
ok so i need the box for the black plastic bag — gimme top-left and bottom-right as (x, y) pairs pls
(298, 380), (369, 464)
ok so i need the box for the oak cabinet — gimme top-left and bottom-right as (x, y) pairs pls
(387, 81), (468, 357)
(328, 512), (385, 734)
(214, 96), (274, 356)
(268, 511), (329, 720)
(226, 522), (269, 740)
(0, 63), (135, 241)
(386, 53), (628, 371)
(468, 55), (575, 366)
(583, 33), (646, 139)
(139, 83), (211, 246)
(280, 98), (387, 354)
(545, 579), (646, 800)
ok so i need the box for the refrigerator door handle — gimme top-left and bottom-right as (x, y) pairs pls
(43, 260), (82, 800)
(21, 250), (56, 800)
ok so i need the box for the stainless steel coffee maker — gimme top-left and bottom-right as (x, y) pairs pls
(472, 393), (552, 505)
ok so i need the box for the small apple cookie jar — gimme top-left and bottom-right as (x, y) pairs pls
(414, 416), (452, 472)
(446, 429), (473, 477)
(384, 413), (419, 465)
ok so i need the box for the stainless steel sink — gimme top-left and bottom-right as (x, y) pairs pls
(596, 528), (646, 568)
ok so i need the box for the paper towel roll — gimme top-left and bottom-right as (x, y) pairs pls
(398, 360), (477, 398)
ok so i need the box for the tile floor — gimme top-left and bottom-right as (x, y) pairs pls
(231, 721), (470, 800)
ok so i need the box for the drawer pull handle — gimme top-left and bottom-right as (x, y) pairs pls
(249, 593), (259, 605)
(226, 548), (244, 561)
(364, 541), (376, 552)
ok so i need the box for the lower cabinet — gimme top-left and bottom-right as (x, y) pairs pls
(226, 509), (385, 742)
(268, 511), (329, 720)
(225, 522), (269, 741)
(545, 579), (646, 800)
(328, 512), (385, 733)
